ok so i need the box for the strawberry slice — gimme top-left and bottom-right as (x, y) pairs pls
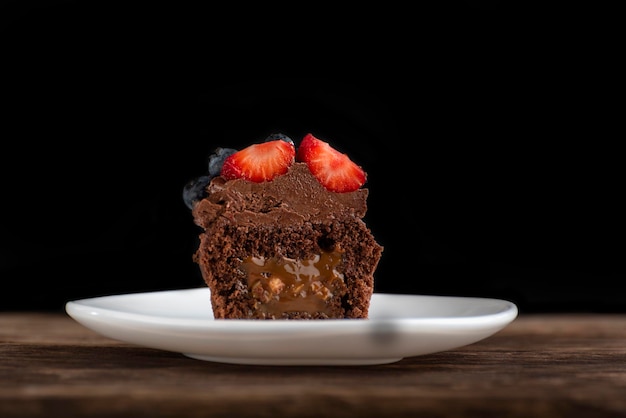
(221, 139), (295, 182)
(296, 133), (366, 193)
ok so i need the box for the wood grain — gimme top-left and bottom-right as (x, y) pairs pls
(1, 313), (625, 417)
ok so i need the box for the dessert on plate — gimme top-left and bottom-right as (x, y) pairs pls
(183, 133), (383, 319)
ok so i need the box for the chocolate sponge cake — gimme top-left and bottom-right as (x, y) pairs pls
(184, 133), (383, 319)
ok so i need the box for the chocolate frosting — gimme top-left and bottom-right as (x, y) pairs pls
(192, 163), (369, 228)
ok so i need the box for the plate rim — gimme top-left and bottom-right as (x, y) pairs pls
(65, 287), (518, 329)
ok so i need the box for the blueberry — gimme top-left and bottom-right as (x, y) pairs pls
(208, 147), (238, 177)
(183, 147), (238, 210)
(264, 133), (294, 147)
(182, 175), (211, 210)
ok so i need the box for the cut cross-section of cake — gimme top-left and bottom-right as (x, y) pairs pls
(184, 133), (383, 319)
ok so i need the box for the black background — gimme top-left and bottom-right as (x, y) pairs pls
(1, 1), (622, 313)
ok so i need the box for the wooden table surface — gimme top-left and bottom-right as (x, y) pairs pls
(1, 312), (625, 418)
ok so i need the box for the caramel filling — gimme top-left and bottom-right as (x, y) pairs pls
(243, 249), (347, 317)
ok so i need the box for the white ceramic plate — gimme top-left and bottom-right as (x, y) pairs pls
(65, 288), (518, 366)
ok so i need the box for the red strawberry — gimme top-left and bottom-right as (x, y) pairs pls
(296, 133), (366, 193)
(221, 139), (295, 182)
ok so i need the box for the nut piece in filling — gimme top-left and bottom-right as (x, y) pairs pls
(243, 248), (348, 319)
